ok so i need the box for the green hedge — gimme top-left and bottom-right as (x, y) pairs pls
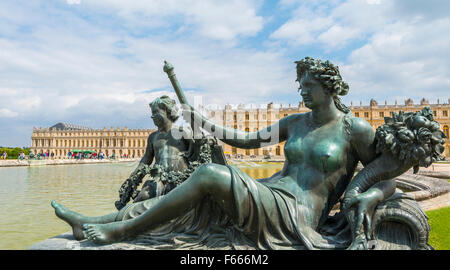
(0, 147), (30, 159)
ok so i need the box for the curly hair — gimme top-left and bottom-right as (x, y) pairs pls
(149, 95), (179, 122)
(295, 57), (350, 113)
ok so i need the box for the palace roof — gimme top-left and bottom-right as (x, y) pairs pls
(50, 122), (92, 131)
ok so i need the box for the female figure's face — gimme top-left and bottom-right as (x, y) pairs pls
(298, 72), (330, 110)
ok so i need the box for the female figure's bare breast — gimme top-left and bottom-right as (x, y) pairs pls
(259, 113), (353, 225)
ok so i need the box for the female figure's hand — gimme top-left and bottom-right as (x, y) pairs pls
(343, 189), (382, 250)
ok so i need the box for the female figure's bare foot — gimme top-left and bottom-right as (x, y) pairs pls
(51, 200), (92, 240)
(82, 222), (128, 244)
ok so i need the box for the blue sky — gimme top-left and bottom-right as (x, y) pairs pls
(1, 0), (449, 147)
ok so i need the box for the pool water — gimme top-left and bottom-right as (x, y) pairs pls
(0, 161), (283, 249)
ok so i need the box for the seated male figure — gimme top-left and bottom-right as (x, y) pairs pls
(115, 95), (193, 209)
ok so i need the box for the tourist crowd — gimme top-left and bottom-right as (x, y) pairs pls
(1, 150), (135, 160)
(1, 151), (26, 160)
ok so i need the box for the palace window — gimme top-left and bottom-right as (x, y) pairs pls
(433, 111), (437, 117)
(444, 126), (449, 138)
(354, 112), (359, 117)
(245, 112), (249, 120)
(364, 112), (369, 118)
(379, 112), (384, 118)
(443, 110), (448, 117)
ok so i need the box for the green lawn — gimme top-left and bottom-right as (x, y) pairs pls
(426, 207), (450, 250)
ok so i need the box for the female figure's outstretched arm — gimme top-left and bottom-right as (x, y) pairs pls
(184, 106), (291, 149)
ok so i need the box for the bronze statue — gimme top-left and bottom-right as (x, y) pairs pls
(51, 57), (445, 249)
(114, 95), (227, 211)
(114, 96), (195, 210)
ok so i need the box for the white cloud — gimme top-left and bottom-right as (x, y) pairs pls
(0, 108), (18, 118)
(271, 0), (391, 48)
(270, 17), (333, 44)
(366, 0), (381, 5)
(271, 0), (450, 105)
(341, 18), (450, 103)
(0, 1), (292, 146)
(390, 0), (450, 20)
(67, 0), (81, 5)
(317, 25), (360, 49)
(83, 0), (264, 41)
(0, 0), (449, 146)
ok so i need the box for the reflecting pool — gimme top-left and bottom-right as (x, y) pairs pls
(0, 161), (283, 249)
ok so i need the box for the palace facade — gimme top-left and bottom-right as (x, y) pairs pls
(206, 98), (450, 158)
(30, 98), (450, 159)
(31, 123), (155, 158)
